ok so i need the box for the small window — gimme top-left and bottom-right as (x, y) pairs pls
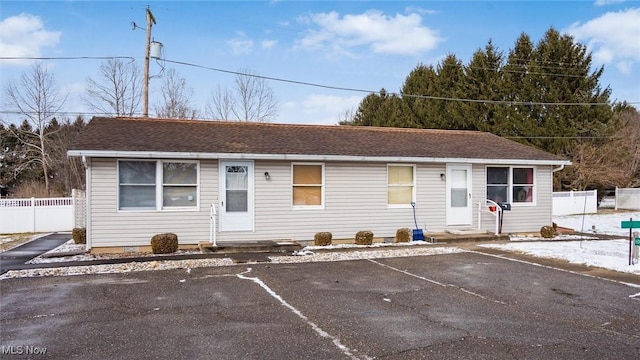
(118, 160), (199, 210)
(163, 162), (197, 208)
(388, 165), (415, 206)
(119, 161), (156, 209)
(487, 166), (534, 204)
(512, 168), (534, 203)
(292, 164), (323, 207)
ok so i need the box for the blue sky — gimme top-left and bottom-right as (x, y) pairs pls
(1, 1), (639, 125)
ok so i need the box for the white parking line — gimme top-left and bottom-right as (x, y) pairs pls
(368, 259), (507, 305)
(236, 268), (371, 360)
(466, 249), (640, 291)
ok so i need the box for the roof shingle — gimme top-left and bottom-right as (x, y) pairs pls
(69, 117), (568, 163)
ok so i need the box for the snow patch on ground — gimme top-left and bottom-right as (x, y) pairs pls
(554, 211), (640, 236)
(481, 240), (639, 274)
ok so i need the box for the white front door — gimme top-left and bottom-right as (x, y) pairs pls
(446, 164), (472, 226)
(219, 161), (254, 231)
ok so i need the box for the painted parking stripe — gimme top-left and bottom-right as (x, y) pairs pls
(466, 249), (640, 300)
(236, 268), (371, 360)
(368, 259), (507, 305)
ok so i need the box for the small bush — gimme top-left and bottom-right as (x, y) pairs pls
(72, 228), (86, 244)
(395, 228), (411, 243)
(314, 232), (332, 246)
(150, 233), (179, 254)
(540, 226), (556, 239)
(355, 230), (374, 245)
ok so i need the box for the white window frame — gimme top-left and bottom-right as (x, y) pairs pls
(117, 159), (200, 212)
(486, 166), (536, 206)
(387, 164), (416, 208)
(291, 162), (325, 210)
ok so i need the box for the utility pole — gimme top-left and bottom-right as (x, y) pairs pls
(142, 6), (156, 117)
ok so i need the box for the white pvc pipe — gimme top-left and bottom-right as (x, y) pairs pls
(210, 203), (217, 246)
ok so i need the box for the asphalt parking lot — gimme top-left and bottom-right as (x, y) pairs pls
(1, 251), (639, 359)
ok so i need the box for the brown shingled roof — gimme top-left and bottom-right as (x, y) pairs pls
(68, 117), (568, 163)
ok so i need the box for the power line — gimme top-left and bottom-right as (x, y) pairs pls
(163, 58), (631, 106)
(2, 56), (638, 106)
(0, 56), (137, 63)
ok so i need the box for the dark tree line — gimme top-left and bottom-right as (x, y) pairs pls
(0, 117), (86, 197)
(343, 28), (638, 191)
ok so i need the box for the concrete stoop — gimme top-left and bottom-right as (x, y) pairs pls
(432, 230), (510, 243)
(198, 240), (302, 254)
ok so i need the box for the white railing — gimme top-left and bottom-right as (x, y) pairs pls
(552, 190), (598, 216)
(478, 200), (502, 234)
(616, 187), (640, 210)
(0, 197), (73, 233)
(210, 203), (217, 246)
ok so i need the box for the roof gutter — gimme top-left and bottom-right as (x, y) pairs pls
(68, 149), (571, 167)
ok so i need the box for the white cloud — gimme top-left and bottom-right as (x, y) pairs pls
(566, 8), (640, 74)
(227, 32), (254, 54)
(280, 94), (362, 125)
(594, 0), (626, 6)
(404, 6), (438, 15)
(261, 39), (278, 49)
(296, 10), (442, 57)
(0, 13), (61, 66)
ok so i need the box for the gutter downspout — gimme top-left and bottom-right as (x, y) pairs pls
(552, 164), (566, 173)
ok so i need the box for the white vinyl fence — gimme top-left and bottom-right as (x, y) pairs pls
(552, 190), (598, 216)
(616, 187), (640, 210)
(0, 191), (86, 234)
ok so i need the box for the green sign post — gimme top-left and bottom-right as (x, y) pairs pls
(621, 219), (640, 266)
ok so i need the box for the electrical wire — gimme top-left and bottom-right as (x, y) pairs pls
(1, 56), (638, 107)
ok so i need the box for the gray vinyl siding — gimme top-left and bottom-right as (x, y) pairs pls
(89, 158), (216, 247)
(88, 158), (555, 248)
(247, 161), (448, 242)
(475, 165), (553, 234)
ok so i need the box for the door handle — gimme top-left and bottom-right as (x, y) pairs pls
(221, 200), (224, 207)
(468, 193), (471, 198)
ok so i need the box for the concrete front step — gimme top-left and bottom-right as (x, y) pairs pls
(199, 240), (302, 254)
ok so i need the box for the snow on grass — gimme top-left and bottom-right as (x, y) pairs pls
(485, 211), (640, 275)
(481, 239), (639, 275)
(553, 211), (640, 236)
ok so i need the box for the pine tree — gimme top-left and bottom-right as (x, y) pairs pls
(460, 41), (504, 132)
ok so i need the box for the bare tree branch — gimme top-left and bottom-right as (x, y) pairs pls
(205, 69), (278, 122)
(83, 59), (142, 116)
(4, 62), (67, 195)
(153, 68), (198, 119)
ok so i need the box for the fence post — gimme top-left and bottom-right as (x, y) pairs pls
(30, 197), (36, 233)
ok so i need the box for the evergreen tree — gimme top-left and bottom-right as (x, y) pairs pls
(348, 89), (391, 126)
(499, 33), (538, 141)
(400, 64), (438, 128)
(460, 41), (504, 132)
(431, 54), (466, 129)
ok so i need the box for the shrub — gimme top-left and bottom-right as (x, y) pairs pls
(150, 233), (179, 254)
(540, 226), (556, 239)
(72, 228), (86, 244)
(355, 230), (374, 245)
(314, 232), (332, 246)
(395, 228), (411, 243)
